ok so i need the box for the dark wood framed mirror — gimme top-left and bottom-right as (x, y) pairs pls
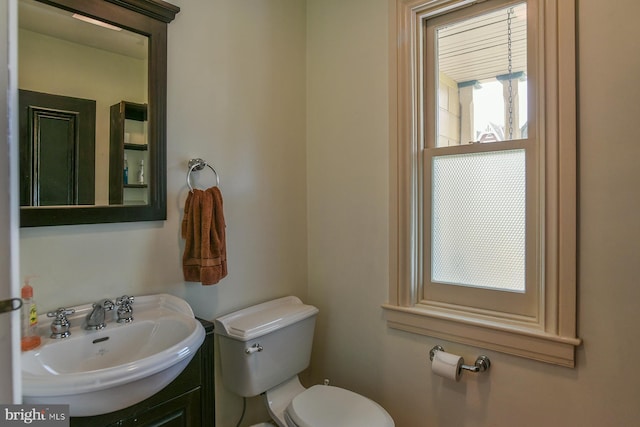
(18, 0), (179, 227)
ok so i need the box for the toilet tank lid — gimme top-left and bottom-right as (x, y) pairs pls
(214, 296), (319, 341)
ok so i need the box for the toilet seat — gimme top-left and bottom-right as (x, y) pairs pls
(284, 385), (394, 427)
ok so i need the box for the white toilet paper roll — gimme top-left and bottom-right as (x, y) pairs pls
(432, 350), (463, 381)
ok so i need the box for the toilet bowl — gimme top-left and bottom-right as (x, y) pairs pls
(214, 296), (394, 427)
(267, 377), (394, 427)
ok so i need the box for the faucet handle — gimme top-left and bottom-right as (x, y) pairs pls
(116, 295), (134, 307)
(116, 295), (134, 323)
(47, 307), (75, 339)
(47, 307), (75, 319)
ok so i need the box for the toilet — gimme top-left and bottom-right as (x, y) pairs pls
(214, 296), (395, 427)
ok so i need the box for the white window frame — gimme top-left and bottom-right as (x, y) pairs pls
(384, 0), (581, 367)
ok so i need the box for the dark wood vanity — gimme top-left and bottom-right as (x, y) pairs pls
(70, 318), (215, 427)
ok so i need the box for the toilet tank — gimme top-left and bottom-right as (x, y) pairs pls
(214, 296), (319, 397)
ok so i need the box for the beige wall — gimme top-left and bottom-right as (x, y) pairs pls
(10, 0), (640, 426)
(307, 0), (640, 426)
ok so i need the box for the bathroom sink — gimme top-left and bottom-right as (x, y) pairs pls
(22, 293), (205, 417)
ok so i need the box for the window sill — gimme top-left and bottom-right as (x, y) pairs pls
(382, 303), (581, 367)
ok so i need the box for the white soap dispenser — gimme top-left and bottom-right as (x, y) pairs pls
(137, 159), (145, 184)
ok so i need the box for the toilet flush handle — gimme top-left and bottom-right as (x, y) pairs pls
(245, 343), (263, 355)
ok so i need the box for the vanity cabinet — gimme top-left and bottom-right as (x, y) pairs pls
(70, 318), (215, 427)
(109, 101), (149, 206)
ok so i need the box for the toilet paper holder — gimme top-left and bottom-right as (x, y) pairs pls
(429, 345), (491, 373)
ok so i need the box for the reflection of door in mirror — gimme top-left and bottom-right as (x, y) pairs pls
(19, 90), (96, 206)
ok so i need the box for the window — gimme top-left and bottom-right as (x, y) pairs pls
(384, 0), (580, 367)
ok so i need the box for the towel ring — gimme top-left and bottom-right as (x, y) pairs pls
(187, 158), (220, 191)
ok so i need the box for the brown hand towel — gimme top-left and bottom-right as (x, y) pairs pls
(182, 186), (227, 285)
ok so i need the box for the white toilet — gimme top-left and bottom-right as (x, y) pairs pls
(214, 296), (395, 427)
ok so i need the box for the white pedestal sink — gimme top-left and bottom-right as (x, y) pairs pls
(22, 293), (205, 417)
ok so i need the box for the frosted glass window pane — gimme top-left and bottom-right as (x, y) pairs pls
(432, 149), (525, 292)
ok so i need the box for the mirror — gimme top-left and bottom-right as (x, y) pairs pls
(18, 0), (179, 227)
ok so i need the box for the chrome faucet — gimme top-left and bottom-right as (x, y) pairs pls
(115, 295), (135, 323)
(85, 299), (115, 330)
(47, 307), (75, 339)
